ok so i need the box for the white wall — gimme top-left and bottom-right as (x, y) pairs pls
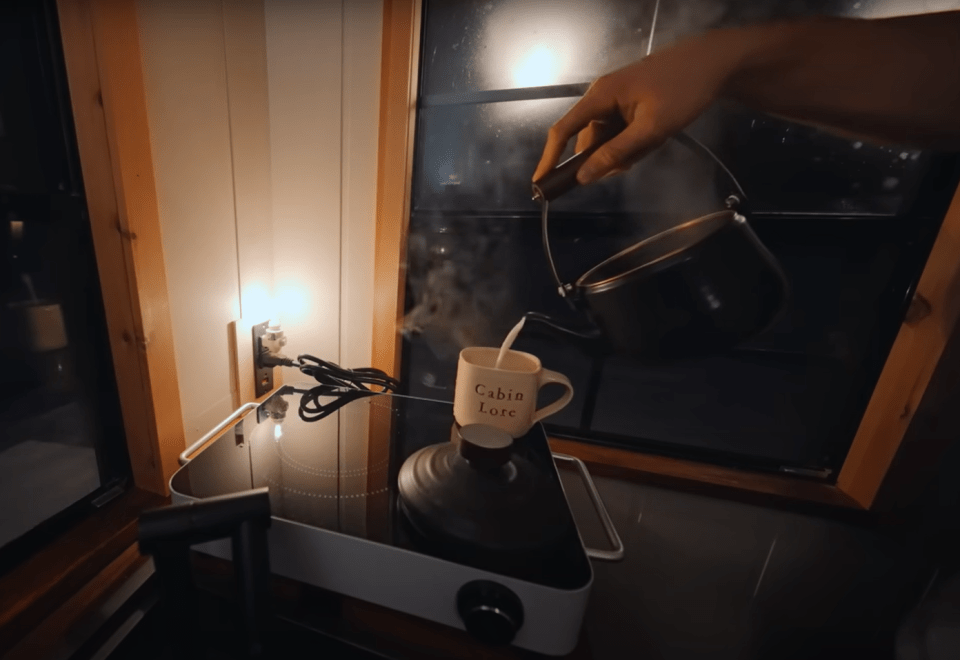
(265, 0), (382, 379)
(137, 0), (244, 444)
(264, 0), (343, 378)
(137, 0), (382, 444)
(339, 0), (382, 372)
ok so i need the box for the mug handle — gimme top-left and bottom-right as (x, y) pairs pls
(530, 369), (574, 425)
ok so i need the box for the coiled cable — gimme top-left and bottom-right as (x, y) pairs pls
(289, 354), (402, 422)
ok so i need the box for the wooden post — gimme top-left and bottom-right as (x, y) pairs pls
(57, 0), (184, 495)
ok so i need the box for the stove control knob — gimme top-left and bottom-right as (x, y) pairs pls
(456, 580), (524, 646)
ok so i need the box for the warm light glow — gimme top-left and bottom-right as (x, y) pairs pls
(512, 45), (557, 88)
(479, 1), (610, 123)
(275, 285), (307, 325)
(242, 284), (276, 325)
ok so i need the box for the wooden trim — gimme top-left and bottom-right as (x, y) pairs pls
(871, 299), (960, 513)
(837, 182), (960, 508)
(0, 487), (165, 655)
(371, 0), (422, 378)
(5, 544), (148, 660)
(549, 438), (863, 511)
(57, 0), (184, 495)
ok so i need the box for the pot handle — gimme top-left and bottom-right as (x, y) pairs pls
(552, 453), (624, 562)
(522, 311), (602, 340)
(533, 130), (748, 298)
(531, 129), (748, 204)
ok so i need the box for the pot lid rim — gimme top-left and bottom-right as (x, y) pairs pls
(576, 209), (739, 292)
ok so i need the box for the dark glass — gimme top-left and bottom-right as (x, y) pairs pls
(0, 0), (129, 559)
(415, 0), (954, 217)
(418, 0), (655, 97)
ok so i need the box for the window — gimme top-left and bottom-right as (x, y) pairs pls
(400, 0), (960, 477)
(0, 0), (130, 566)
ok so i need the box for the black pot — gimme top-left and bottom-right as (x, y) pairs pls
(529, 132), (790, 364)
(397, 424), (574, 561)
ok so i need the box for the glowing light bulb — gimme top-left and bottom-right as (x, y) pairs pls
(273, 421), (283, 442)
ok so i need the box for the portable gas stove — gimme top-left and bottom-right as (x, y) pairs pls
(170, 384), (622, 656)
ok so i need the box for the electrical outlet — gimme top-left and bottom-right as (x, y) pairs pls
(252, 321), (273, 397)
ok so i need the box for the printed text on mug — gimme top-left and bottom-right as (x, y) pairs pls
(475, 384), (524, 401)
(475, 384), (523, 417)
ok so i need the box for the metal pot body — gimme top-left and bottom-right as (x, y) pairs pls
(574, 210), (788, 364)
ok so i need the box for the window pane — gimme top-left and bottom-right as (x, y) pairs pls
(1, 0), (128, 554)
(417, 0), (955, 218)
(420, 0), (654, 96)
(414, 97), (930, 218)
(406, 0), (960, 474)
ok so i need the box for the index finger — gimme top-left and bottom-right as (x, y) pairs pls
(532, 83), (617, 181)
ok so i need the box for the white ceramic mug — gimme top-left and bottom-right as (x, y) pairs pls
(453, 347), (574, 438)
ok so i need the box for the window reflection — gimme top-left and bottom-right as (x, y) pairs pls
(481, 0), (608, 89)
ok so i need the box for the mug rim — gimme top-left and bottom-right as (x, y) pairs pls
(460, 346), (541, 373)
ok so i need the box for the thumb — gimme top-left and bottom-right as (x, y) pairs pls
(576, 118), (661, 185)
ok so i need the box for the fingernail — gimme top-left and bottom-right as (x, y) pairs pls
(577, 165), (599, 185)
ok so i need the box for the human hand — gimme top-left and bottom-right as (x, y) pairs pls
(533, 31), (742, 186)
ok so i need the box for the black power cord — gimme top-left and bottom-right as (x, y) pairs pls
(285, 354), (402, 422)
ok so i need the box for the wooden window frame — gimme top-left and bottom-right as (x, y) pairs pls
(372, 0), (960, 513)
(56, 0), (184, 498)
(2, 0), (188, 652)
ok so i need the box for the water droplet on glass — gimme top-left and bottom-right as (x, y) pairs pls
(883, 177), (900, 190)
(899, 152), (909, 160)
(422, 372), (437, 387)
(853, 141), (863, 149)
